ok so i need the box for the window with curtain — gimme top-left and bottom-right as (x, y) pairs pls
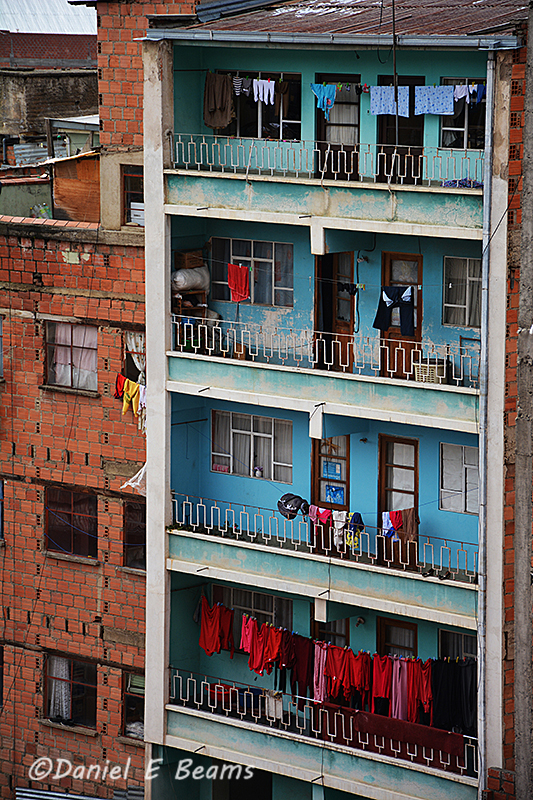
(124, 331), (146, 384)
(211, 410), (292, 482)
(123, 672), (145, 739)
(213, 585), (292, 652)
(440, 443), (479, 514)
(210, 237), (293, 307)
(124, 501), (146, 570)
(46, 655), (97, 727)
(45, 321), (97, 391)
(379, 436), (418, 513)
(443, 257), (481, 328)
(439, 629), (477, 659)
(377, 617), (418, 657)
(45, 487), (97, 558)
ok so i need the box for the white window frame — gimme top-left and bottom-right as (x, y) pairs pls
(440, 443), (479, 514)
(219, 71), (301, 140)
(443, 256), (481, 328)
(211, 410), (292, 483)
(440, 77), (486, 150)
(210, 237), (294, 308)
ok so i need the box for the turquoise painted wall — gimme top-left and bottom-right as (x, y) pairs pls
(173, 42), (488, 146)
(170, 395), (479, 549)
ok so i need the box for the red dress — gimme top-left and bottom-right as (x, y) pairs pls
(199, 596), (222, 656)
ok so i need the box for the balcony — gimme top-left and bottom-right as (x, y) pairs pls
(171, 318), (480, 389)
(167, 668), (478, 793)
(173, 134), (484, 188)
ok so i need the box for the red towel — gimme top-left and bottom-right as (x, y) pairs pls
(228, 263), (250, 302)
(390, 510), (403, 530)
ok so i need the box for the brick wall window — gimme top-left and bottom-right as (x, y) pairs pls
(45, 655), (97, 727)
(440, 443), (479, 514)
(124, 331), (145, 383)
(45, 487), (97, 558)
(124, 501), (146, 570)
(210, 238), (293, 307)
(0, 646), (3, 707)
(0, 316), (3, 377)
(123, 672), (144, 739)
(443, 257), (481, 328)
(123, 165), (144, 226)
(45, 321), (97, 391)
(211, 410), (292, 482)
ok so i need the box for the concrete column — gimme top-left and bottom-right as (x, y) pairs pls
(143, 38), (174, 746)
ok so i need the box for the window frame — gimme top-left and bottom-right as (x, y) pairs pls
(211, 410), (293, 483)
(376, 616), (418, 657)
(210, 237), (294, 308)
(45, 654), (97, 728)
(218, 70), (302, 141)
(439, 442), (479, 514)
(0, 480), (3, 541)
(439, 629), (477, 659)
(378, 434), (419, 516)
(122, 164), (144, 226)
(123, 500), (146, 570)
(213, 584), (292, 653)
(312, 435), (350, 511)
(123, 330), (146, 383)
(45, 320), (98, 392)
(123, 671), (145, 739)
(440, 77), (486, 150)
(442, 256), (482, 329)
(45, 487), (98, 558)
(312, 615), (350, 648)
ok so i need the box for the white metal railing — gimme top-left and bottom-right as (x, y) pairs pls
(170, 493), (478, 583)
(171, 316), (480, 389)
(169, 668), (478, 780)
(173, 134), (484, 188)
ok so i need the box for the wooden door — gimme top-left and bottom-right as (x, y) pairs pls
(377, 75), (425, 184)
(316, 73), (360, 181)
(315, 251), (354, 371)
(378, 434), (419, 569)
(379, 252), (422, 380)
(312, 435), (350, 556)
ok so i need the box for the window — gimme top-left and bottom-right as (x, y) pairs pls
(0, 646), (3, 707)
(213, 585), (292, 651)
(45, 487), (97, 558)
(123, 672), (144, 739)
(443, 257), (481, 328)
(0, 316), (3, 377)
(212, 410), (292, 482)
(124, 501), (146, 570)
(124, 331), (146, 383)
(377, 617), (417, 657)
(123, 165), (144, 225)
(45, 655), (97, 727)
(210, 238), (293, 307)
(439, 630), (477, 659)
(440, 78), (486, 149)
(379, 435), (418, 513)
(45, 321), (97, 391)
(312, 436), (349, 509)
(219, 71), (301, 140)
(440, 443), (479, 514)
(312, 617), (349, 648)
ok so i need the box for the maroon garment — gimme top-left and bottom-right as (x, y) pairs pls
(219, 605), (235, 658)
(420, 658), (433, 722)
(279, 629), (296, 669)
(290, 634), (314, 699)
(355, 711), (464, 757)
(372, 654), (393, 714)
(248, 621), (269, 675)
(198, 597), (221, 657)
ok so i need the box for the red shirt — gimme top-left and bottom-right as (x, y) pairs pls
(199, 597), (221, 657)
(372, 654), (393, 713)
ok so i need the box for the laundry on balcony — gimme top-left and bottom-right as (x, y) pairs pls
(369, 85), (410, 117)
(310, 83), (337, 121)
(203, 71), (235, 129)
(414, 85), (454, 116)
(277, 493), (309, 520)
(373, 286), (415, 337)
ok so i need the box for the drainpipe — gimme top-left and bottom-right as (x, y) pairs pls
(477, 47), (495, 800)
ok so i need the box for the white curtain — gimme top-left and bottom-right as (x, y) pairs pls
(273, 419), (292, 483)
(51, 323), (97, 390)
(125, 331), (146, 384)
(48, 655), (71, 719)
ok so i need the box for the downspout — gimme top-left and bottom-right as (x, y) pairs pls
(477, 47), (495, 800)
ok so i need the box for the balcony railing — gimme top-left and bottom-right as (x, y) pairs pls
(169, 668), (478, 780)
(171, 316), (480, 389)
(173, 134), (484, 188)
(170, 493), (478, 584)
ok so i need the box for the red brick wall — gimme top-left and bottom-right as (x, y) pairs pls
(0, 33), (97, 69)
(97, 0), (197, 148)
(0, 220), (146, 797)
(483, 41), (527, 800)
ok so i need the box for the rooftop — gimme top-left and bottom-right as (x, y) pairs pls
(0, 0), (96, 35)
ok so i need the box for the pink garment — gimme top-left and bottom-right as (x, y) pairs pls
(309, 505), (319, 524)
(389, 510), (403, 531)
(240, 615), (254, 653)
(391, 656), (409, 721)
(317, 508), (332, 525)
(313, 641), (328, 702)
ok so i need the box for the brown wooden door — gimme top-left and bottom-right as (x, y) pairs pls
(379, 251), (422, 380)
(377, 75), (424, 184)
(315, 251), (354, 371)
(378, 434), (419, 569)
(316, 73), (360, 181)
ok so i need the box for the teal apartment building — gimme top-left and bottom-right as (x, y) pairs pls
(141, 2), (524, 798)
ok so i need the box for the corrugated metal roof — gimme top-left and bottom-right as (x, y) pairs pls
(49, 114), (99, 131)
(0, 0), (96, 35)
(13, 141), (68, 165)
(15, 790), (102, 800)
(183, 0), (528, 37)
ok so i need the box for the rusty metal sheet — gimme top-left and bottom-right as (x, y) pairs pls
(186, 0), (528, 37)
